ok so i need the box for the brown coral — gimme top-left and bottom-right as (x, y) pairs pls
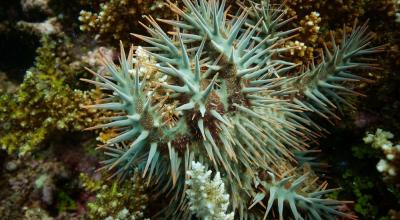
(78, 0), (175, 44)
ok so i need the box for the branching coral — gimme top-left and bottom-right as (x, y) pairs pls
(21, 0), (52, 15)
(78, 0), (173, 44)
(284, 11), (321, 64)
(0, 72), (95, 155)
(0, 35), (99, 155)
(83, 0), (383, 219)
(364, 128), (400, 180)
(276, 0), (368, 27)
(17, 17), (62, 36)
(186, 161), (234, 220)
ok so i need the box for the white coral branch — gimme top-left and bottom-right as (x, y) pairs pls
(185, 161), (234, 220)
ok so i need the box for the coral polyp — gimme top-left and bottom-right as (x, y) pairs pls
(83, 0), (383, 219)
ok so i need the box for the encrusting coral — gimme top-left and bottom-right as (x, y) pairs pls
(82, 0), (384, 219)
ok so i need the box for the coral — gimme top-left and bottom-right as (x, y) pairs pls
(0, 71), (96, 155)
(80, 172), (148, 220)
(83, 0), (383, 219)
(284, 11), (321, 64)
(277, 0), (368, 27)
(78, 0), (173, 44)
(0, 35), (100, 155)
(269, 0), (396, 68)
(32, 34), (81, 82)
(363, 128), (394, 149)
(17, 17), (62, 36)
(364, 128), (400, 180)
(284, 40), (310, 63)
(320, 127), (400, 219)
(20, 0), (53, 15)
(299, 11), (322, 45)
(81, 46), (117, 70)
(185, 161), (234, 220)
